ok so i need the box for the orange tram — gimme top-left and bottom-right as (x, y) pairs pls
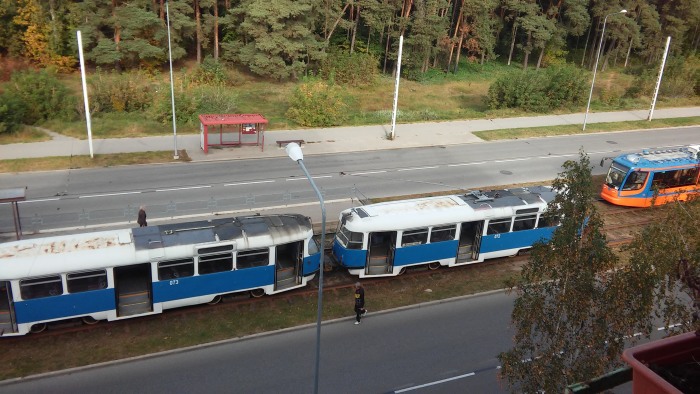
(601, 145), (700, 207)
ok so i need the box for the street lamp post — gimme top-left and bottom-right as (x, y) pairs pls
(583, 9), (627, 131)
(285, 142), (325, 394)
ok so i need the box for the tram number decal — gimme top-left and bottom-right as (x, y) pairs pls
(494, 234), (501, 239)
(169, 279), (179, 286)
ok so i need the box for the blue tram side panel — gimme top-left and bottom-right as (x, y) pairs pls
(331, 186), (558, 278)
(601, 144), (700, 207)
(0, 213), (320, 337)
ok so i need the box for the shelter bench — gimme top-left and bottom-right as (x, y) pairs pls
(276, 139), (305, 148)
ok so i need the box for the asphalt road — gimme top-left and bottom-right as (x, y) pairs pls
(1, 126), (698, 235)
(0, 291), (517, 393)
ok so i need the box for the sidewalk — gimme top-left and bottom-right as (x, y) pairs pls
(1, 107), (698, 162)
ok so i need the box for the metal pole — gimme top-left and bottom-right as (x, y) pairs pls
(648, 36), (672, 121)
(583, 10), (626, 131)
(390, 35), (404, 140)
(76, 31), (94, 158)
(296, 159), (325, 394)
(166, 2), (179, 160)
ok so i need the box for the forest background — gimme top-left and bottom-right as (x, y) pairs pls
(0, 0), (699, 138)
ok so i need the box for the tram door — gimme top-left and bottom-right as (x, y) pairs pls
(457, 221), (483, 263)
(0, 281), (17, 334)
(275, 241), (303, 290)
(114, 264), (153, 317)
(366, 231), (396, 275)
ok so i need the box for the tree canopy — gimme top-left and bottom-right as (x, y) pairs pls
(0, 0), (698, 79)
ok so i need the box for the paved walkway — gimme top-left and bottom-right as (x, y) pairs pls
(1, 107), (698, 162)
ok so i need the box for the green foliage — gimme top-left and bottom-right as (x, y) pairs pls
(285, 79), (350, 127)
(624, 199), (700, 336)
(4, 68), (76, 124)
(487, 65), (587, 112)
(499, 150), (633, 392)
(89, 70), (157, 113)
(659, 55), (700, 98)
(319, 51), (379, 86)
(188, 57), (232, 86)
(0, 91), (27, 133)
(150, 86), (238, 126)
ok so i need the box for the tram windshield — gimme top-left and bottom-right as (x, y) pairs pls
(336, 224), (363, 249)
(605, 162), (630, 189)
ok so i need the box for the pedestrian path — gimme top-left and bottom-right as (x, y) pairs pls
(0, 107), (697, 162)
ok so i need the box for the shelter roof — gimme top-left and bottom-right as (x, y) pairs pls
(198, 114), (268, 126)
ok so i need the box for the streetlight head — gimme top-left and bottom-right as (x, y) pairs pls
(620, 9), (627, 13)
(286, 142), (304, 162)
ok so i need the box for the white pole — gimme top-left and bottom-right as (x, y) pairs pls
(390, 35), (404, 141)
(166, 2), (179, 159)
(583, 10), (627, 131)
(648, 36), (671, 121)
(76, 31), (94, 158)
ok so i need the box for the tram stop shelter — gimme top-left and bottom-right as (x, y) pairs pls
(199, 114), (268, 153)
(1, 187), (26, 240)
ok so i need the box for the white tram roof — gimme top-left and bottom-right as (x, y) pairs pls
(0, 214), (312, 280)
(340, 186), (555, 233)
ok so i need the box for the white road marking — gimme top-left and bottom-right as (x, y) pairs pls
(447, 162), (486, 167)
(395, 372), (476, 393)
(492, 158), (531, 163)
(658, 323), (682, 331)
(397, 166), (439, 172)
(537, 154), (576, 159)
(155, 185), (212, 192)
(349, 170), (387, 175)
(78, 191), (142, 199)
(17, 198), (61, 203)
(224, 180), (275, 186)
(285, 175), (332, 181)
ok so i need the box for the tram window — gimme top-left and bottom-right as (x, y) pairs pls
(198, 252), (233, 274)
(308, 237), (320, 255)
(67, 270), (108, 293)
(337, 225), (363, 249)
(158, 258), (195, 280)
(401, 228), (428, 247)
(622, 171), (648, 191)
(538, 215), (560, 228)
(237, 248), (270, 269)
(430, 225), (456, 242)
(513, 215), (537, 231)
(20, 275), (63, 299)
(606, 163), (630, 188)
(487, 218), (511, 234)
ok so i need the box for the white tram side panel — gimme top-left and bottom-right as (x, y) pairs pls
(0, 214), (321, 337)
(331, 187), (558, 278)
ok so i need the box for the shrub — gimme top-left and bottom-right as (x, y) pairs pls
(4, 68), (76, 123)
(487, 65), (587, 112)
(149, 86), (237, 126)
(285, 79), (350, 127)
(89, 70), (157, 113)
(0, 92), (27, 134)
(188, 57), (232, 86)
(319, 51), (378, 86)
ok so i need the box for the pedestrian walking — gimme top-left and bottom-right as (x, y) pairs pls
(354, 282), (367, 325)
(137, 206), (147, 227)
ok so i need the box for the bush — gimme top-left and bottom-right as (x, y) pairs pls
(319, 51), (378, 86)
(188, 57), (232, 86)
(487, 65), (587, 112)
(0, 92), (27, 134)
(149, 86), (238, 126)
(285, 79), (350, 127)
(4, 68), (76, 124)
(89, 70), (157, 113)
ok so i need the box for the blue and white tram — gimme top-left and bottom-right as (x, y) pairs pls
(0, 213), (321, 337)
(331, 187), (558, 277)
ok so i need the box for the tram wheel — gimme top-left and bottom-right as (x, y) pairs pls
(82, 316), (99, 325)
(398, 267), (407, 276)
(250, 289), (265, 298)
(30, 323), (47, 334)
(428, 262), (441, 270)
(207, 295), (223, 305)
